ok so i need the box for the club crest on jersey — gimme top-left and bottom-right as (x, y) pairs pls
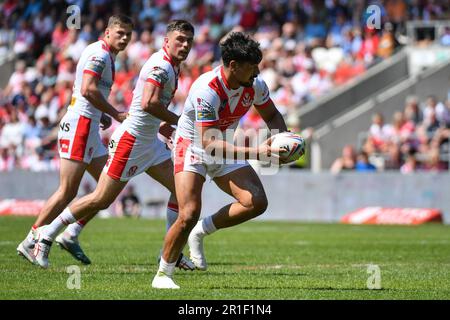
(241, 92), (252, 108)
(196, 98), (215, 121)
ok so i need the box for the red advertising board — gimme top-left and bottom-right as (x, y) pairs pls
(0, 199), (45, 216)
(341, 207), (443, 225)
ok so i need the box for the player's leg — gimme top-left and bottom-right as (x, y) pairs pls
(17, 158), (88, 264)
(33, 172), (127, 268)
(152, 171), (205, 289)
(145, 159), (195, 271)
(54, 154), (108, 265)
(188, 165), (268, 270)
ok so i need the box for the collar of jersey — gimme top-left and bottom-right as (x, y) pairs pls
(219, 66), (232, 90)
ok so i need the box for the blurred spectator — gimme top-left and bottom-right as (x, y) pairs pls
(377, 22), (395, 59)
(441, 27), (450, 46)
(116, 185), (142, 218)
(423, 95), (450, 126)
(368, 112), (390, 151)
(0, 19), (15, 59)
(422, 147), (447, 172)
(355, 151), (377, 172)
(404, 95), (423, 126)
(400, 151), (418, 174)
(0, 146), (16, 171)
(0, 109), (24, 155)
(13, 20), (35, 62)
(331, 144), (357, 173)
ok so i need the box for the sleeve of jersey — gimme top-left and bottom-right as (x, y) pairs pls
(194, 90), (220, 127)
(253, 77), (272, 109)
(83, 53), (108, 78)
(146, 65), (170, 88)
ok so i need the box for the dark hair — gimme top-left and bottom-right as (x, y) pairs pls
(220, 32), (262, 67)
(166, 20), (195, 35)
(107, 14), (134, 28)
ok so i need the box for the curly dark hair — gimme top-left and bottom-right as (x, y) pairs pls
(166, 20), (195, 35)
(220, 32), (262, 67)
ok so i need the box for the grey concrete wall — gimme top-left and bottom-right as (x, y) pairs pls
(0, 58), (15, 89)
(1, 170), (449, 223)
(296, 50), (409, 129)
(314, 60), (450, 169)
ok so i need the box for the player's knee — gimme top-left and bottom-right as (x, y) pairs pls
(177, 216), (197, 232)
(178, 204), (200, 231)
(249, 195), (268, 217)
(57, 186), (78, 204)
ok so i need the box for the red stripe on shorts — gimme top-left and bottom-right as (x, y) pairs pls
(174, 136), (191, 175)
(71, 115), (91, 161)
(107, 131), (136, 180)
(168, 202), (179, 212)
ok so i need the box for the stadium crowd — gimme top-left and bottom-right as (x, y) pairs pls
(331, 93), (450, 173)
(1, 0), (449, 172)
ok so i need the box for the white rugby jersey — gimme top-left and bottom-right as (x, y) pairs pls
(124, 48), (179, 139)
(70, 39), (116, 122)
(177, 65), (272, 143)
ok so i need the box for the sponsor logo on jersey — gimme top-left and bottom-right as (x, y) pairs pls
(60, 122), (70, 132)
(86, 56), (106, 75)
(262, 88), (270, 101)
(127, 165), (138, 177)
(59, 139), (70, 153)
(196, 98), (216, 121)
(149, 66), (169, 85)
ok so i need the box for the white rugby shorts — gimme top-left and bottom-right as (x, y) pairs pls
(103, 124), (171, 181)
(173, 135), (249, 179)
(58, 110), (107, 163)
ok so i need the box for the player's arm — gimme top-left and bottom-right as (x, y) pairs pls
(253, 77), (288, 133)
(80, 72), (127, 122)
(255, 100), (288, 133)
(141, 81), (179, 125)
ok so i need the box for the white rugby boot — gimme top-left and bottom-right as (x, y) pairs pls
(17, 230), (36, 264)
(33, 230), (53, 269)
(151, 272), (180, 289)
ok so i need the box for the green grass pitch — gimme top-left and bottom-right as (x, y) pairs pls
(1, 216), (450, 299)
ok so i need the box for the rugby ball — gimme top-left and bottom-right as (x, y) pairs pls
(271, 132), (306, 164)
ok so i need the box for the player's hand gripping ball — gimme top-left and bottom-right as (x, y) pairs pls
(270, 132), (306, 164)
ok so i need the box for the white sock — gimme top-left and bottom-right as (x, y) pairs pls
(158, 257), (176, 277)
(43, 208), (77, 241)
(166, 204), (178, 232)
(64, 219), (86, 239)
(201, 216), (217, 235)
